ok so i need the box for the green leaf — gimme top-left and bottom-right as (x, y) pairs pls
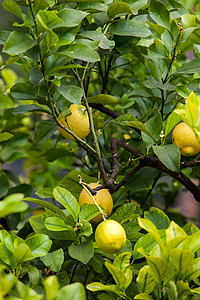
(137, 218), (165, 256)
(182, 258), (200, 281)
(36, 10), (63, 32)
(3, 30), (36, 55)
(34, 120), (57, 146)
(144, 207), (170, 229)
(29, 212), (78, 241)
(0, 30), (10, 45)
(185, 91), (200, 126)
(44, 216), (74, 232)
(87, 94), (120, 106)
(3, 0), (23, 20)
(113, 252), (132, 270)
(178, 231), (200, 253)
(107, 2), (132, 19)
(0, 193), (28, 219)
(25, 234), (52, 257)
(56, 8), (88, 28)
(165, 111), (182, 138)
(149, 0), (170, 30)
(148, 39), (168, 58)
(0, 132), (13, 143)
(58, 43), (100, 63)
(137, 265), (155, 294)
(10, 82), (44, 101)
(147, 256), (168, 284)
(13, 243), (33, 266)
(53, 187), (80, 222)
(28, 266), (40, 289)
(13, 104), (49, 115)
(68, 240), (94, 264)
(79, 203), (100, 222)
(109, 19), (151, 37)
(176, 59), (200, 74)
(105, 261), (132, 290)
(41, 148), (76, 162)
(57, 85), (83, 105)
(166, 221), (187, 241)
(168, 281), (178, 300)
(153, 144), (180, 172)
(25, 197), (71, 224)
(60, 170), (96, 199)
(0, 94), (14, 110)
(170, 248), (194, 273)
(57, 282), (86, 300)
(110, 203), (137, 224)
(87, 282), (119, 294)
(43, 276), (59, 300)
(134, 294), (154, 300)
(79, 31), (115, 50)
(40, 249), (64, 272)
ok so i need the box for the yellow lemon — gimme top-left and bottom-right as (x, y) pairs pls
(78, 183), (113, 223)
(58, 104), (90, 141)
(172, 122), (200, 156)
(95, 219), (126, 254)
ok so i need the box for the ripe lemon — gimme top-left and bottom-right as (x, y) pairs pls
(78, 183), (113, 223)
(95, 220), (126, 254)
(58, 104), (90, 141)
(172, 122), (200, 156)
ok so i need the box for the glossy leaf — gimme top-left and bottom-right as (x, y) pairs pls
(109, 19), (151, 37)
(110, 203), (137, 223)
(43, 276), (59, 300)
(176, 59), (200, 74)
(68, 240), (94, 264)
(44, 217), (74, 232)
(57, 85), (82, 105)
(53, 186), (80, 222)
(144, 207), (170, 230)
(13, 243), (33, 266)
(147, 256), (168, 284)
(25, 234), (52, 257)
(0, 193), (28, 218)
(3, 30), (36, 55)
(105, 261), (129, 290)
(87, 282), (119, 294)
(34, 120), (57, 146)
(3, 0), (23, 20)
(79, 203), (101, 222)
(29, 212), (78, 241)
(182, 258), (200, 281)
(40, 248), (64, 272)
(153, 144), (180, 172)
(57, 282), (86, 300)
(58, 43), (100, 62)
(165, 111), (182, 138)
(107, 2), (132, 19)
(56, 8), (88, 28)
(0, 132), (13, 143)
(134, 294), (154, 300)
(113, 252), (132, 270)
(137, 265), (155, 294)
(149, 0), (170, 30)
(0, 94), (14, 110)
(170, 248), (194, 273)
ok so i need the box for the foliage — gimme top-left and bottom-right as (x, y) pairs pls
(1, 0), (200, 299)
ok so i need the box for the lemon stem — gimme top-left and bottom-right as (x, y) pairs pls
(79, 177), (107, 221)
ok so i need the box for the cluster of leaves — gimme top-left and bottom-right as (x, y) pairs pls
(0, 0), (200, 299)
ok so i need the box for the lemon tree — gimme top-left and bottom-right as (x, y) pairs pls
(95, 219), (126, 254)
(58, 104), (90, 141)
(2, 0), (200, 299)
(172, 122), (200, 156)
